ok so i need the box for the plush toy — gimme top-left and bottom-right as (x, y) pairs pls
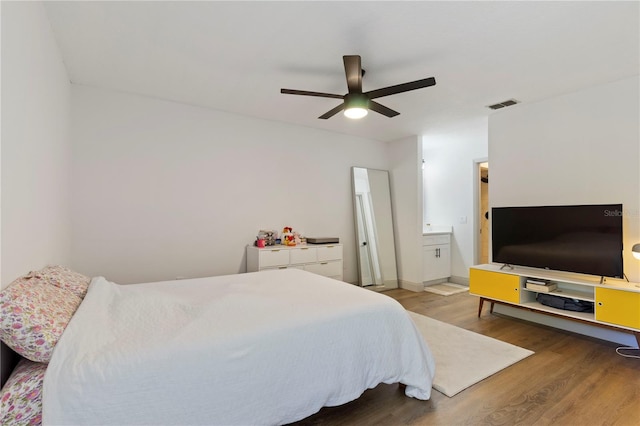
(282, 227), (295, 246)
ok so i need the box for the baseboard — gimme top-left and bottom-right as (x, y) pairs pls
(399, 280), (424, 292)
(408, 275), (470, 291)
(448, 275), (469, 286)
(423, 278), (448, 286)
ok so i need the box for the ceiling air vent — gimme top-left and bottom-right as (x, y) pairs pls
(487, 99), (519, 110)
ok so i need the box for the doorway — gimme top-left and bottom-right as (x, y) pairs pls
(475, 161), (490, 264)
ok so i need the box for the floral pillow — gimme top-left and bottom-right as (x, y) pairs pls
(0, 358), (46, 425)
(0, 276), (81, 362)
(30, 265), (90, 299)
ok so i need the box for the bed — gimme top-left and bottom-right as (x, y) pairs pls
(1, 266), (435, 425)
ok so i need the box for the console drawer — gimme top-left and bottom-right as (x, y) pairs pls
(469, 268), (520, 304)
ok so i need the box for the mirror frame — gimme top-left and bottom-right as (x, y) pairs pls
(351, 167), (399, 290)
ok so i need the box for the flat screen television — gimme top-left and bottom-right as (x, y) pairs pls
(491, 204), (623, 278)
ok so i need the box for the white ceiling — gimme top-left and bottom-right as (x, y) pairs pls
(43, 1), (639, 142)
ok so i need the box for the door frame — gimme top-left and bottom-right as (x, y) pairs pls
(472, 158), (489, 265)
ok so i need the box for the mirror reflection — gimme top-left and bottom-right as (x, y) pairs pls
(351, 167), (398, 290)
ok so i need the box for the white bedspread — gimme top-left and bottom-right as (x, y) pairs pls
(43, 269), (435, 425)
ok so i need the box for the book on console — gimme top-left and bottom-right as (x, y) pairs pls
(526, 278), (551, 285)
(526, 282), (557, 292)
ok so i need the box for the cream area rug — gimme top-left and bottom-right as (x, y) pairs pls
(424, 282), (469, 296)
(408, 311), (534, 397)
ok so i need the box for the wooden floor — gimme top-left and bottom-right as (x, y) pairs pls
(290, 289), (640, 426)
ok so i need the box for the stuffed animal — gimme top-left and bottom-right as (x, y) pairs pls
(282, 227), (295, 246)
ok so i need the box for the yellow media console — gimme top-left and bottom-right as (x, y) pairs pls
(469, 264), (640, 346)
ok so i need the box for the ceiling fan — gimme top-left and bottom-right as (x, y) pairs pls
(281, 55), (436, 120)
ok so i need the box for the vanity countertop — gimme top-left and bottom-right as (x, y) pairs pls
(423, 225), (452, 235)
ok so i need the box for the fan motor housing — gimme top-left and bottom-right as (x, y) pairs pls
(344, 93), (370, 109)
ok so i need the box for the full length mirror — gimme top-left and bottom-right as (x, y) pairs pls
(351, 167), (398, 290)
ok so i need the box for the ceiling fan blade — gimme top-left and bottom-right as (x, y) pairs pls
(343, 55), (362, 94)
(365, 77), (436, 100)
(281, 89), (343, 99)
(369, 101), (400, 118)
(318, 103), (345, 120)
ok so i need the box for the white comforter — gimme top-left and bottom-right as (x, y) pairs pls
(43, 269), (435, 425)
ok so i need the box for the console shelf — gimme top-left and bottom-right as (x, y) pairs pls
(469, 264), (640, 346)
(519, 301), (596, 322)
(522, 286), (594, 303)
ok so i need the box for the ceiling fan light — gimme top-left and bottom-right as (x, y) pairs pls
(344, 107), (368, 119)
(343, 93), (369, 119)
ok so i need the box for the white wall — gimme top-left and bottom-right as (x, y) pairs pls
(490, 76), (640, 283)
(0, 0), (72, 387)
(70, 86), (392, 284)
(388, 135), (423, 288)
(1, 1), (72, 287)
(489, 76), (640, 345)
(422, 117), (489, 281)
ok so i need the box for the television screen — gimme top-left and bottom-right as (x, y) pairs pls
(492, 204), (623, 278)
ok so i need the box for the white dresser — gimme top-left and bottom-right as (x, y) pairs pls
(246, 244), (343, 281)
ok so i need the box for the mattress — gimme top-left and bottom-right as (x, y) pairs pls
(43, 269), (435, 425)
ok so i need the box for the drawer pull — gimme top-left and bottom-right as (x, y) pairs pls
(320, 262), (328, 265)
(301, 248), (309, 250)
(278, 266), (287, 269)
(271, 250), (280, 252)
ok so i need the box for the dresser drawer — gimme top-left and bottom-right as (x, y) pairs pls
(262, 265), (304, 271)
(304, 260), (342, 277)
(290, 247), (317, 265)
(258, 248), (290, 267)
(317, 245), (343, 262)
(246, 244), (343, 275)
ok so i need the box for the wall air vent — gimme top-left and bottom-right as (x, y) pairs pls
(487, 99), (519, 110)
